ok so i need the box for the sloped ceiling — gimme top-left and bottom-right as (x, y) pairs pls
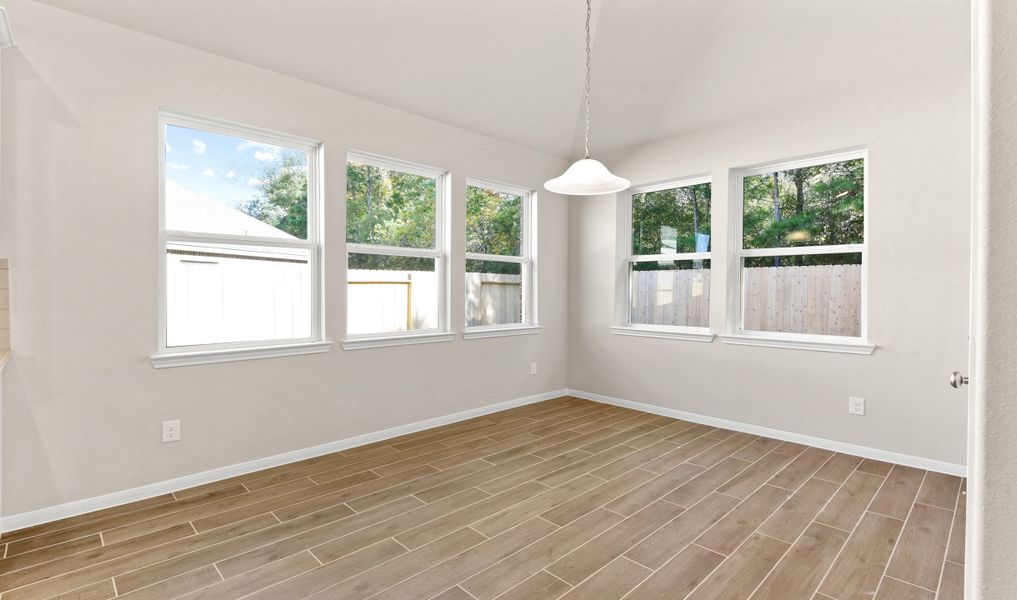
(32, 0), (967, 159)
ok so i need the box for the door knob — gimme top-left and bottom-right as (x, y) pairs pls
(949, 372), (969, 388)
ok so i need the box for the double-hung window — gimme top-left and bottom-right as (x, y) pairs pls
(344, 152), (451, 348)
(726, 150), (871, 353)
(153, 113), (326, 367)
(614, 177), (713, 341)
(464, 180), (538, 338)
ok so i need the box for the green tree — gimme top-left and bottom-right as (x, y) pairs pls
(742, 158), (864, 265)
(631, 183), (711, 271)
(241, 155), (308, 239)
(465, 186), (521, 274)
(345, 162), (438, 270)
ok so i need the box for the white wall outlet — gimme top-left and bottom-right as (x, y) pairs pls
(530, 362), (538, 375)
(848, 397), (865, 416)
(162, 419), (181, 443)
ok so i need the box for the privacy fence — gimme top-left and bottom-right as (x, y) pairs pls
(629, 264), (862, 336)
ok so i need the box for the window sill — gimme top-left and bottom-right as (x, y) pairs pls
(463, 325), (542, 340)
(151, 341), (332, 369)
(719, 334), (875, 355)
(342, 331), (455, 350)
(610, 326), (715, 343)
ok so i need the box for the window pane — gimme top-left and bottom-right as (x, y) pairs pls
(164, 124), (309, 239)
(346, 161), (437, 249)
(741, 253), (862, 336)
(466, 185), (522, 256)
(466, 260), (522, 327)
(166, 242), (311, 347)
(632, 182), (711, 255)
(629, 259), (710, 328)
(347, 253), (438, 334)
(742, 158), (864, 249)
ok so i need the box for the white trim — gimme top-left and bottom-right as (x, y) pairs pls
(151, 341), (332, 368)
(465, 253), (526, 264)
(616, 176), (714, 332)
(347, 150), (448, 180)
(729, 149), (869, 343)
(345, 151), (451, 338)
(0, 350), (9, 373)
(630, 252), (711, 263)
(610, 325), (715, 343)
(156, 111), (325, 356)
(464, 179), (537, 329)
(342, 331), (455, 350)
(738, 244), (864, 258)
(463, 325), (542, 340)
(0, 389), (569, 532)
(567, 388), (966, 476)
(719, 333), (875, 355)
(348, 243), (440, 259)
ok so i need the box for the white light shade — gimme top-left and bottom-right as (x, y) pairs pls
(544, 158), (630, 196)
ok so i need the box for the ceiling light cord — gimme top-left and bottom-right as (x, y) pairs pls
(584, 0), (591, 159)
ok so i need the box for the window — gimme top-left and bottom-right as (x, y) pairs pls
(154, 113), (326, 367)
(615, 177), (713, 341)
(464, 180), (537, 337)
(729, 151), (869, 349)
(344, 152), (450, 347)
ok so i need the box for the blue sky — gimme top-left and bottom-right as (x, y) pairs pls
(164, 124), (306, 208)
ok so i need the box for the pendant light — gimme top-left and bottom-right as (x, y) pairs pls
(545, 0), (629, 196)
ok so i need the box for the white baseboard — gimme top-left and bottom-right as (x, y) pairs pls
(567, 388), (967, 477)
(1, 388), (568, 533)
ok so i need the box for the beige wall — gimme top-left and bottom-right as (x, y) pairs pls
(971, 0), (1017, 596)
(568, 15), (971, 467)
(0, 1), (569, 516)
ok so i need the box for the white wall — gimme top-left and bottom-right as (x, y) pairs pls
(971, 0), (1017, 596)
(0, 0), (569, 516)
(568, 18), (971, 466)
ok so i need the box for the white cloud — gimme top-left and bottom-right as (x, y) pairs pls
(246, 177), (264, 188)
(165, 142), (173, 153)
(225, 170), (236, 179)
(201, 168), (215, 177)
(192, 138), (207, 155)
(166, 162), (188, 171)
(237, 140), (276, 152)
(254, 150), (276, 162)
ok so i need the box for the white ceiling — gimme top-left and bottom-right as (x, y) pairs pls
(33, 0), (967, 159)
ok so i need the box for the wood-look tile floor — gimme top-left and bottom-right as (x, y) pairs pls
(0, 397), (966, 600)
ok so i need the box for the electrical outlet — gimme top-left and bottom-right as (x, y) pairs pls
(530, 362), (538, 375)
(162, 419), (181, 443)
(848, 397), (865, 416)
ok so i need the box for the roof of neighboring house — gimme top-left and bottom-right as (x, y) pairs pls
(165, 180), (295, 239)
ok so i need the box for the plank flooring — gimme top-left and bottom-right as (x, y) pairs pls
(0, 397), (966, 599)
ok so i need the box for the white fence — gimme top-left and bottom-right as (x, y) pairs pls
(166, 249), (312, 347)
(167, 254), (521, 344)
(630, 264), (862, 336)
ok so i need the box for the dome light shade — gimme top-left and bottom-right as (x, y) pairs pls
(544, 158), (630, 196)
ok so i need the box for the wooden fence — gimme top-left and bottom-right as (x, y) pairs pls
(465, 273), (522, 327)
(630, 264), (862, 336)
(741, 264), (861, 336)
(629, 268), (711, 328)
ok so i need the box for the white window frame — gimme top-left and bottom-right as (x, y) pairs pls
(463, 178), (540, 339)
(151, 112), (329, 368)
(612, 175), (715, 343)
(342, 151), (453, 350)
(721, 149), (875, 354)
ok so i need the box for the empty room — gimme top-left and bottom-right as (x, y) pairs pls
(0, 0), (1014, 598)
